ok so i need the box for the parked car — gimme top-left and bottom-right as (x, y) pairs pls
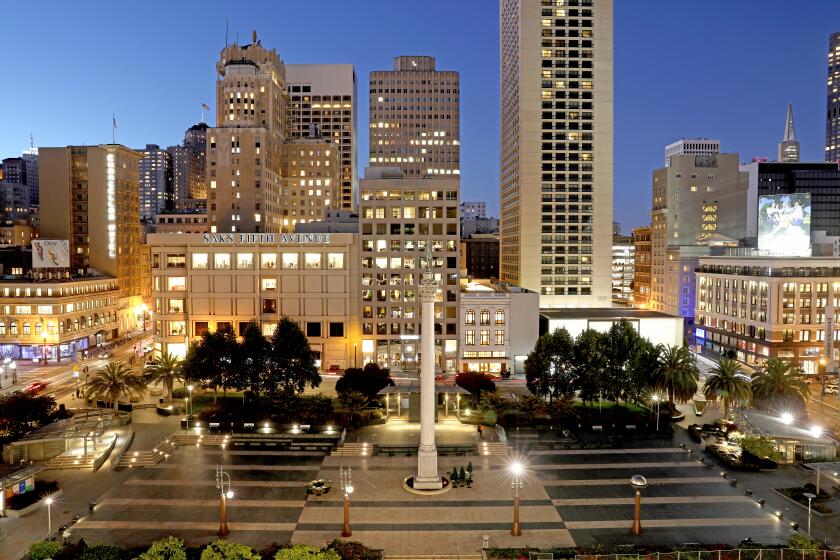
(823, 385), (839, 395)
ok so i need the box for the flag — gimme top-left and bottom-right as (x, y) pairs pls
(202, 103), (210, 111)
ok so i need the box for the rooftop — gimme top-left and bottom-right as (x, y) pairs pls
(540, 307), (681, 320)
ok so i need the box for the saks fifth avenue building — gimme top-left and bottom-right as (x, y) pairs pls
(147, 232), (360, 371)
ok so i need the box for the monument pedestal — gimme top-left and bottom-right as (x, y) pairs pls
(414, 443), (443, 489)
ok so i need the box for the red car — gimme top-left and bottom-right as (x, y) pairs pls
(23, 381), (48, 394)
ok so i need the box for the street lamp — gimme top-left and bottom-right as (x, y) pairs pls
(43, 496), (54, 538)
(10, 360), (16, 384)
(187, 385), (194, 417)
(42, 333), (48, 364)
(215, 466), (233, 537)
(510, 461), (524, 536)
(339, 465), (353, 537)
(72, 368), (80, 398)
(353, 342), (358, 369)
(780, 412), (793, 438)
(803, 492), (816, 538)
(630, 474), (647, 536)
(819, 358), (827, 401)
(652, 394), (661, 431)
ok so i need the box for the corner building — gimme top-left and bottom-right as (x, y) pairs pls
(147, 232), (360, 370)
(359, 169), (460, 373)
(499, 0), (614, 307)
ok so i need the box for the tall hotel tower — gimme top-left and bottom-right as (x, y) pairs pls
(369, 56), (460, 177)
(207, 33), (288, 234)
(499, 0), (613, 307)
(827, 32), (840, 163)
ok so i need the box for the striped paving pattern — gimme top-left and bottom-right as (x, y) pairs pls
(540, 443), (787, 546)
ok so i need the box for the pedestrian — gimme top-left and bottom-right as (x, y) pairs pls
(477, 425), (483, 438)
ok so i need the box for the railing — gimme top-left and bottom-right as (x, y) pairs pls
(93, 434), (118, 472)
(109, 427), (135, 470)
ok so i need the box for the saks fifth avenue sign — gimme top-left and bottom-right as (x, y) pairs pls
(202, 233), (332, 244)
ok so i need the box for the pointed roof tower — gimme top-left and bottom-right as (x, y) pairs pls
(778, 103), (800, 162)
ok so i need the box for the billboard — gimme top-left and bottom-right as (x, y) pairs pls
(32, 239), (70, 268)
(757, 193), (811, 256)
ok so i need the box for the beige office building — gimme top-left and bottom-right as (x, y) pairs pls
(499, 0), (614, 308)
(207, 36), (288, 234)
(632, 225), (651, 307)
(359, 169), (460, 373)
(40, 144), (145, 334)
(650, 152), (749, 318)
(695, 256), (840, 375)
(147, 232), (360, 370)
(286, 64), (357, 210)
(279, 140), (340, 231)
(369, 56), (460, 177)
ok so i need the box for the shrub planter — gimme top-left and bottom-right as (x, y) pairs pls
(771, 488), (835, 517)
(4, 489), (63, 518)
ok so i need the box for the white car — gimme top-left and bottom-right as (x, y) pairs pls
(824, 385), (839, 395)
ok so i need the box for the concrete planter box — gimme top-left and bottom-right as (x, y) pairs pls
(3, 488), (63, 518)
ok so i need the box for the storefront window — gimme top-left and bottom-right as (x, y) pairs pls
(168, 321), (186, 336)
(237, 253), (254, 269)
(305, 253), (322, 269)
(327, 253), (344, 269)
(167, 277), (186, 291)
(214, 253), (231, 269)
(261, 253), (277, 269)
(192, 253), (208, 269)
(282, 253), (298, 269)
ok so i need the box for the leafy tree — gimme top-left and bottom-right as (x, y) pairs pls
(338, 390), (368, 425)
(573, 329), (608, 405)
(626, 338), (660, 404)
(524, 327), (576, 402)
(28, 540), (62, 560)
(268, 317), (321, 396)
(0, 392), (56, 441)
(601, 320), (641, 402)
(517, 394), (548, 424)
(137, 537), (187, 560)
(547, 395), (577, 427)
(239, 321), (272, 395)
(751, 358), (809, 410)
(740, 435), (781, 463)
(335, 363), (394, 399)
(143, 351), (184, 402)
(479, 391), (508, 416)
(454, 371), (496, 396)
(652, 345), (699, 407)
(200, 540), (260, 560)
(182, 330), (240, 401)
(85, 361), (147, 416)
(703, 357), (751, 419)
(788, 533), (822, 557)
(274, 546), (339, 560)
(326, 539), (383, 560)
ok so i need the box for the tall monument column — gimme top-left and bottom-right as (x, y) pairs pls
(413, 266), (442, 490)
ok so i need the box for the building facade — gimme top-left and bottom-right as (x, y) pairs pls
(286, 64), (357, 211)
(279, 140), (340, 231)
(632, 226), (651, 307)
(369, 56), (460, 178)
(664, 139), (720, 168)
(207, 36), (288, 234)
(695, 255), (840, 374)
(359, 169), (460, 373)
(153, 213), (208, 235)
(460, 235), (500, 280)
(826, 32), (840, 163)
(137, 144), (171, 222)
(458, 280), (538, 374)
(148, 232), (360, 370)
(39, 144), (145, 334)
(460, 201), (486, 220)
(611, 232), (634, 305)
(499, 0), (613, 307)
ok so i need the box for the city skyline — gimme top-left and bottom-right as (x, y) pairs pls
(2, 1), (839, 230)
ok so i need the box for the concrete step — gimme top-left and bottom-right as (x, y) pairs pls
(45, 454), (96, 470)
(117, 440), (178, 468)
(331, 443), (371, 456)
(385, 555), (483, 560)
(170, 434), (230, 447)
(477, 442), (509, 456)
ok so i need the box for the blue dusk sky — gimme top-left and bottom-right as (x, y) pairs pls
(1, 1), (837, 231)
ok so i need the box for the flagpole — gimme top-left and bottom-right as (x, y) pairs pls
(112, 114), (116, 144)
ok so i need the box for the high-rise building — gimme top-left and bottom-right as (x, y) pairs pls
(359, 168), (460, 373)
(631, 226), (651, 307)
(0, 157), (34, 225)
(664, 139), (720, 167)
(460, 201), (486, 220)
(460, 235), (500, 280)
(40, 144), (145, 332)
(286, 64), (357, 211)
(137, 144), (172, 222)
(207, 34), (288, 234)
(184, 122), (208, 201)
(278, 139), (340, 231)
(611, 231), (634, 305)
(826, 32), (840, 163)
(369, 56), (460, 177)
(650, 151), (749, 321)
(742, 161), (840, 238)
(499, 0), (613, 307)
(778, 104), (800, 163)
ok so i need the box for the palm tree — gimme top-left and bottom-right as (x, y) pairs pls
(85, 361), (148, 416)
(653, 345), (699, 408)
(703, 357), (751, 419)
(143, 351), (184, 402)
(751, 358), (810, 410)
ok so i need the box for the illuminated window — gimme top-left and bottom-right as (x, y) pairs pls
(327, 253), (344, 269)
(282, 253), (298, 269)
(191, 253), (208, 269)
(167, 277), (186, 291)
(465, 330), (475, 345)
(480, 309), (490, 325)
(305, 253), (322, 269)
(261, 253), (277, 269)
(214, 253), (231, 269)
(495, 310), (505, 325)
(465, 310), (475, 325)
(236, 253), (254, 269)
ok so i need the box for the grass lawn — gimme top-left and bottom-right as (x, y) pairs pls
(572, 400), (647, 414)
(189, 392), (246, 415)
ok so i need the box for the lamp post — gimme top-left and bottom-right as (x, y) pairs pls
(652, 394), (661, 431)
(42, 333), (48, 364)
(215, 466), (234, 537)
(354, 342), (358, 368)
(820, 358), (827, 401)
(10, 360), (16, 384)
(339, 465), (353, 537)
(72, 368), (80, 398)
(810, 425), (824, 493)
(187, 385), (194, 417)
(630, 474), (647, 535)
(511, 461), (524, 536)
(803, 492), (816, 538)
(780, 412), (793, 438)
(44, 496), (54, 538)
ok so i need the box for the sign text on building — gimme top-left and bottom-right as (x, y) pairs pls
(202, 233), (332, 244)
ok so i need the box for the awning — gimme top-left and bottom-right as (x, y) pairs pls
(379, 381), (468, 395)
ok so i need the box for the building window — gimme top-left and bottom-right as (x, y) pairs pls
(495, 310), (505, 325)
(195, 322), (209, 336)
(167, 277), (186, 291)
(261, 253), (277, 269)
(22, 322), (30, 335)
(465, 309), (475, 325)
(465, 330), (475, 345)
(262, 299), (277, 314)
(329, 322), (345, 337)
(166, 254), (186, 268)
(480, 309), (490, 325)
(10, 321), (18, 335)
(261, 278), (277, 291)
(327, 253), (344, 269)
(282, 253), (298, 269)
(306, 322), (322, 337)
(480, 330), (490, 345)
(495, 330), (505, 345)
(237, 253), (254, 269)
(168, 321), (186, 336)
(214, 253), (231, 269)
(305, 253), (322, 269)
(35, 322), (43, 335)
(167, 299), (185, 313)
(0, 322), (6, 335)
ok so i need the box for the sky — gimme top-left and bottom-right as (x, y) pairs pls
(1, 0), (838, 231)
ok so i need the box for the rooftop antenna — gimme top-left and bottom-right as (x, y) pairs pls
(29, 133), (34, 150)
(225, 19), (229, 47)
